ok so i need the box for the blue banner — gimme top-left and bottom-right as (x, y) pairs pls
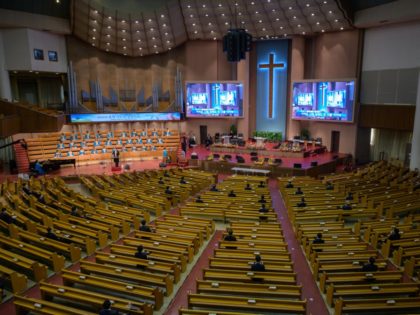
(69, 112), (181, 123)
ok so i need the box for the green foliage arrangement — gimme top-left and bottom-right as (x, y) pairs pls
(252, 131), (283, 142)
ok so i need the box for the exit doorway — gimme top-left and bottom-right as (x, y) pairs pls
(331, 131), (340, 153)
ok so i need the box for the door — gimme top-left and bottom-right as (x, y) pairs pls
(200, 125), (207, 145)
(331, 131), (340, 153)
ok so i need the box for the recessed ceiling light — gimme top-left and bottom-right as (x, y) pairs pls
(92, 28), (96, 32)
(122, 20), (125, 23)
(124, 53), (127, 55)
(139, 47), (142, 50)
(165, 32), (168, 35)
(92, 43), (95, 46)
(289, 6), (292, 10)
(106, 34), (111, 37)
(136, 30), (140, 33)
(190, 14), (193, 18)
(335, 19), (338, 22)
(148, 19), (152, 22)
(324, 1), (327, 3)
(150, 28), (154, 31)
(259, 20), (263, 23)
(272, 9), (276, 12)
(108, 16), (112, 19)
(316, 22), (320, 25)
(106, 42), (110, 45)
(168, 47), (171, 50)
(161, 14), (165, 18)
(194, 30), (198, 34)
(123, 46), (126, 49)
(106, 49), (109, 51)
(340, 27), (344, 30)
(202, 4), (206, 7)
(107, 26), (111, 29)
(213, 37), (217, 40)
(306, 3), (310, 7)
(276, 18), (279, 21)
(255, 11), (259, 14)
(251, 2), (255, 5)
(329, 11), (332, 14)
(302, 31), (306, 34)
(153, 45), (157, 48)
(93, 10), (98, 14)
(152, 37), (155, 40)
(122, 29), (126, 33)
(298, 24), (301, 27)
(280, 26), (283, 29)
(135, 20), (139, 24)
(208, 22), (212, 25)
(220, 13), (223, 16)
(122, 38), (126, 41)
(219, 4), (222, 7)
(262, 28), (266, 31)
(321, 29), (325, 32)
(137, 39), (141, 42)
(92, 36), (96, 40)
(167, 40), (170, 43)
(187, 5), (191, 8)
(293, 16), (296, 19)
(163, 24), (166, 27)
(92, 20), (97, 23)
(311, 13), (315, 16)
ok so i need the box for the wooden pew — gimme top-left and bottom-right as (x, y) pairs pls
(14, 295), (97, 315)
(79, 260), (173, 296)
(202, 268), (296, 284)
(187, 293), (306, 314)
(0, 265), (28, 294)
(196, 280), (301, 298)
(179, 309), (251, 315)
(334, 297), (420, 315)
(61, 270), (161, 310)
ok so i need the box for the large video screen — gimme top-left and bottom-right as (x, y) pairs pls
(186, 82), (244, 118)
(292, 80), (355, 122)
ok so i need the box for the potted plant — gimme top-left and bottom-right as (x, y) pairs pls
(300, 128), (310, 140)
(230, 124), (237, 136)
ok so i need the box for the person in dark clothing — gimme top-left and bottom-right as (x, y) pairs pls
(244, 183), (252, 191)
(362, 257), (378, 272)
(313, 233), (325, 244)
(224, 229), (237, 241)
(388, 227), (401, 241)
(22, 184), (32, 195)
(158, 177), (164, 184)
(165, 186), (172, 195)
(139, 220), (152, 232)
(210, 184), (219, 192)
(285, 181), (294, 188)
(195, 196), (204, 203)
(180, 176), (187, 184)
(345, 192), (354, 201)
(326, 181), (334, 190)
(71, 206), (82, 217)
(258, 181), (265, 188)
(259, 204), (268, 213)
(251, 255), (266, 272)
(134, 245), (148, 260)
(99, 299), (119, 315)
(46, 227), (58, 241)
(228, 190), (236, 197)
(297, 197), (306, 207)
(38, 194), (46, 204)
(0, 208), (13, 224)
(258, 195), (266, 203)
(163, 171), (170, 177)
(295, 187), (303, 195)
(340, 201), (352, 210)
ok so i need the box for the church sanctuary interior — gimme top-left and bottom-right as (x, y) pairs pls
(1, 0), (420, 314)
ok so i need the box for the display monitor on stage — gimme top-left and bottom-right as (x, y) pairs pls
(69, 112), (181, 123)
(186, 81), (244, 118)
(291, 80), (355, 122)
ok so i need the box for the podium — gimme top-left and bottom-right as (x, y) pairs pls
(255, 137), (266, 147)
(222, 135), (230, 145)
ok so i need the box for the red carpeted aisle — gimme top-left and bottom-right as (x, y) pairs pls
(269, 178), (329, 315)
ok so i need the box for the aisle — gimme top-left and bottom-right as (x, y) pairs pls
(269, 178), (329, 315)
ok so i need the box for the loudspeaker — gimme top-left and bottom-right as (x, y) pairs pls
(310, 161), (318, 167)
(293, 163), (302, 169)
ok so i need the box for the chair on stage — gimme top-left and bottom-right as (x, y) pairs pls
(213, 153), (220, 160)
(214, 133), (220, 143)
(250, 152), (258, 157)
(251, 156), (259, 162)
(237, 139), (246, 147)
(223, 154), (232, 161)
(236, 155), (245, 163)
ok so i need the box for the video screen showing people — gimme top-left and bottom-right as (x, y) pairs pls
(292, 80), (355, 122)
(186, 82), (244, 118)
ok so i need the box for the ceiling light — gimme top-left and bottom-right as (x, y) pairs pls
(293, 16), (296, 19)
(251, 1), (255, 4)
(136, 30), (140, 33)
(150, 28), (154, 31)
(220, 13), (223, 16)
(167, 40), (170, 43)
(302, 31), (306, 34)
(324, 1), (327, 3)
(122, 38), (126, 41)
(316, 22), (320, 25)
(107, 26), (111, 29)
(187, 5), (191, 8)
(259, 20), (262, 23)
(208, 22), (212, 25)
(106, 34), (111, 37)
(92, 28), (96, 32)
(135, 20), (139, 24)
(153, 45), (157, 48)
(122, 20), (125, 23)
(306, 4), (310, 7)
(190, 14), (193, 17)
(92, 36), (96, 40)
(165, 32), (168, 35)
(340, 27), (344, 30)
(161, 14), (165, 18)
(218, 4), (222, 7)
(262, 28), (266, 31)
(93, 10), (98, 14)
(298, 24), (301, 27)
(335, 19), (338, 22)
(329, 11), (332, 14)
(108, 16), (112, 19)
(163, 24), (166, 27)
(148, 19), (152, 22)
(152, 37), (155, 40)
(123, 46), (126, 49)
(106, 49), (109, 52)
(92, 43), (95, 46)
(276, 18), (279, 21)
(122, 29), (126, 33)
(106, 42), (110, 45)
(213, 37), (217, 40)
(202, 4), (206, 7)
(321, 29), (325, 32)
(124, 53), (127, 56)
(289, 6), (292, 10)
(194, 30), (198, 34)
(255, 11), (259, 14)
(272, 9), (276, 12)
(139, 47), (142, 50)
(311, 13), (315, 16)
(92, 20), (97, 23)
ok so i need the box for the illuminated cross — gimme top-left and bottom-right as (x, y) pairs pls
(259, 53), (285, 118)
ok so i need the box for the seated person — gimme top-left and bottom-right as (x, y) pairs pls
(91, 148), (98, 154)
(46, 227), (58, 241)
(258, 181), (265, 188)
(70, 206), (83, 218)
(105, 140), (112, 146)
(121, 146), (127, 152)
(139, 219), (152, 232)
(60, 133), (66, 141)
(325, 181), (334, 190)
(121, 131), (127, 138)
(142, 146), (148, 151)
(210, 184), (218, 192)
(67, 150), (74, 157)
(259, 204), (268, 213)
(228, 190), (236, 197)
(72, 133), (78, 140)
(138, 138), (143, 144)
(94, 140), (101, 146)
(134, 245), (148, 260)
(164, 128), (171, 136)
(285, 181), (294, 188)
(0, 208), (13, 224)
(195, 195), (204, 203)
(131, 130), (137, 137)
(164, 171), (170, 177)
(132, 138), (138, 145)
(313, 233), (325, 244)
(126, 138), (133, 145)
(345, 192), (354, 201)
(340, 200), (352, 210)
(388, 227), (401, 241)
(146, 138), (153, 144)
(107, 131), (113, 139)
(101, 147), (107, 153)
(80, 141), (87, 148)
(140, 129), (147, 137)
(117, 139), (123, 145)
(251, 255), (266, 272)
(131, 146), (137, 152)
(96, 131), (102, 139)
(151, 146), (157, 151)
(22, 184), (32, 195)
(158, 177), (165, 184)
(295, 187), (303, 195)
(297, 197), (306, 207)
(224, 229), (237, 241)
(258, 195), (266, 203)
(69, 141), (75, 149)
(54, 150), (61, 158)
(57, 142), (65, 149)
(151, 129), (158, 137)
(244, 183), (252, 191)
(38, 194), (47, 204)
(84, 131), (90, 140)
(157, 138), (164, 144)
(179, 176), (187, 184)
(79, 149), (85, 155)
(362, 257), (378, 272)
(99, 299), (119, 315)
(165, 186), (173, 194)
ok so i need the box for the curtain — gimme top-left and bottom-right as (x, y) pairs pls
(370, 128), (412, 162)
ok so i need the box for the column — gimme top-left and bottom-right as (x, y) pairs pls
(236, 53), (250, 139)
(410, 70), (420, 170)
(0, 32), (12, 101)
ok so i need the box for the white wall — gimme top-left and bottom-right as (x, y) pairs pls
(1, 28), (67, 73)
(363, 21), (420, 71)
